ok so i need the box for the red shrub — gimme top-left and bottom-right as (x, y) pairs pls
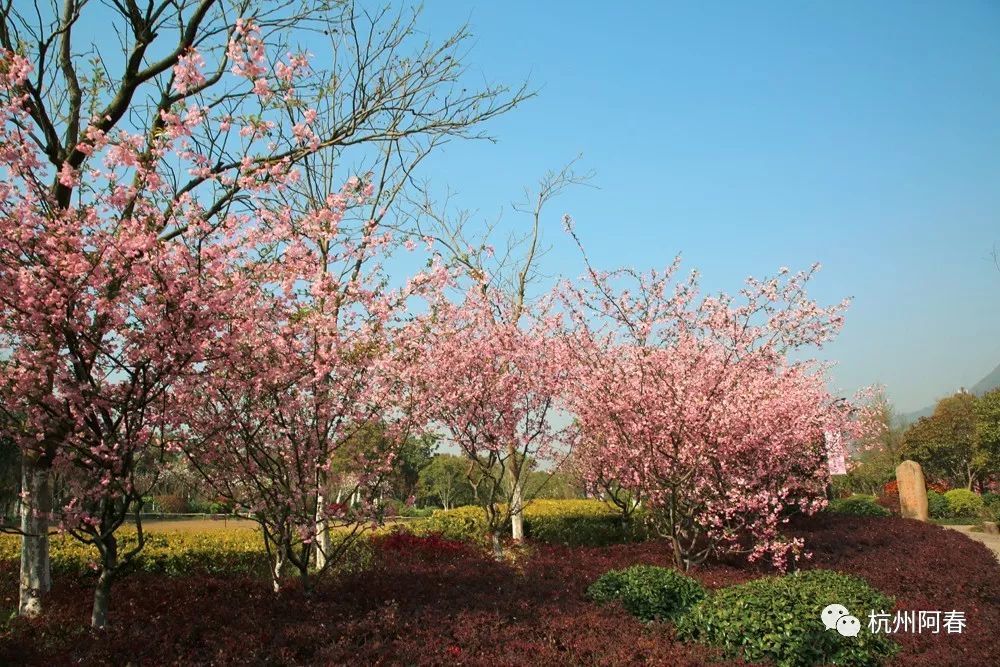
(0, 516), (996, 666)
(152, 494), (190, 513)
(876, 491), (900, 514)
(372, 530), (478, 561)
(878, 479), (948, 514)
(787, 514), (1000, 666)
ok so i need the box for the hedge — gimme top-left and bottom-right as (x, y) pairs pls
(826, 495), (891, 518)
(0, 526), (372, 577)
(408, 499), (647, 546)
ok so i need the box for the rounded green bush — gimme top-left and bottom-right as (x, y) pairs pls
(827, 495), (891, 518)
(676, 569), (898, 667)
(587, 564), (705, 622)
(926, 490), (949, 519)
(943, 489), (984, 519)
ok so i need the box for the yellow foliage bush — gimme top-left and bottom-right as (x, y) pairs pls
(0, 528), (266, 576)
(0, 499), (648, 576)
(0, 523), (374, 576)
(409, 499), (647, 546)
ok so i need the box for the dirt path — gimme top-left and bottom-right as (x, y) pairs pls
(947, 525), (1000, 561)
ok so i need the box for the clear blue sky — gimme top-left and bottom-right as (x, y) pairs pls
(412, 0), (1000, 414)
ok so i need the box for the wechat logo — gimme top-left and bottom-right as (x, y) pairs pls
(822, 603), (861, 637)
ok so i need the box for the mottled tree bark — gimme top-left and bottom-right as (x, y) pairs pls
(90, 569), (114, 629)
(314, 486), (331, 570)
(271, 548), (286, 593)
(510, 474), (525, 541)
(90, 535), (117, 629)
(18, 461), (51, 617)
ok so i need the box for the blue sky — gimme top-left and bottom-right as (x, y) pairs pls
(411, 0), (1000, 414)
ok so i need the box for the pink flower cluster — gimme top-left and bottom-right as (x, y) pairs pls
(559, 253), (867, 570)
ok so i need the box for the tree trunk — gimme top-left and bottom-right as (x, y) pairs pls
(271, 548), (285, 593)
(315, 486), (331, 570)
(671, 538), (686, 571)
(91, 536), (117, 629)
(298, 555), (312, 593)
(510, 474), (525, 542)
(18, 461), (51, 618)
(90, 568), (114, 629)
(491, 532), (503, 559)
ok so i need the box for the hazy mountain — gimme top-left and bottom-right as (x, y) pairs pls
(900, 404), (935, 425)
(900, 362), (1000, 425)
(970, 362), (1000, 397)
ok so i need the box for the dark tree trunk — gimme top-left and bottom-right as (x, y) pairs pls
(91, 535), (118, 629)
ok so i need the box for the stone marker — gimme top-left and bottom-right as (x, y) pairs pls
(895, 460), (928, 521)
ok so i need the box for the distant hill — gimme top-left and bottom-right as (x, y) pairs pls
(900, 404), (935, 425)
(970, 362), (1000, 396)
(901, 362), (1000, 425)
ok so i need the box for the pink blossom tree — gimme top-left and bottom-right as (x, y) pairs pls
(562, 221), (861, 570)
(405, 163), (588, 543)
(0, 43), (271, 625)
(176, 178), (443, 592)
(0, 0), (524, 625)
(403, 284), (578, 555)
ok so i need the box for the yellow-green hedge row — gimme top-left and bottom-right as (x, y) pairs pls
(0, 526), (377, 577)
(0, 500), (650, 576)
(0, 530), (269, 576)
(408, 499), (648, 546)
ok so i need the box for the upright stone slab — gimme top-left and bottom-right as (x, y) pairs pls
(895, 460), (928, 521)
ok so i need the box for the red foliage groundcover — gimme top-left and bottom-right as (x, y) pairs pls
(1, 516), (997, 666)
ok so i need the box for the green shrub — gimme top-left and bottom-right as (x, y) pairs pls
(826, 495), (891, 518)
(588, 564), (705, 622)
(207, 501), (232, 514)
(398, 505), (434, 518)
(926, 490), (949, 519)
(186, 499), (233, 514)
(676, 569), (898, 667)
(943, 489), (984, 519)
(982, 492), (1000, 522)
(829, 475), (854, 499)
